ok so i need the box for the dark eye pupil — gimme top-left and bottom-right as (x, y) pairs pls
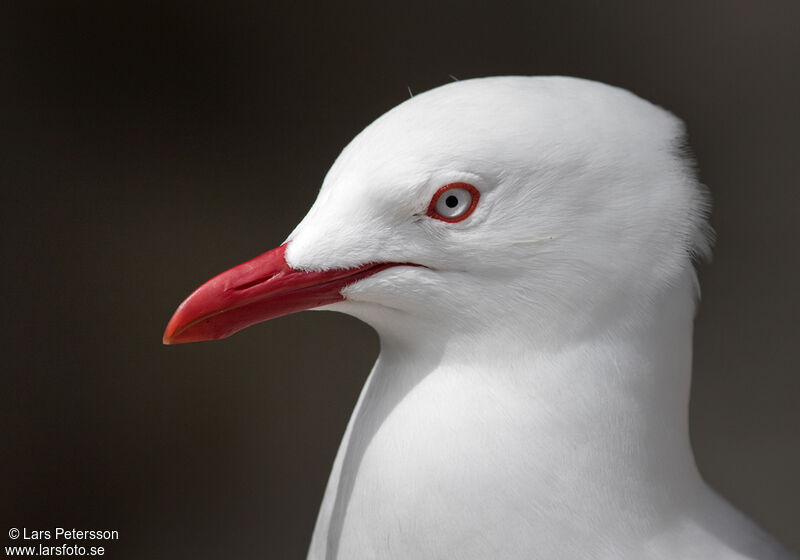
(445, 195), (459, 208)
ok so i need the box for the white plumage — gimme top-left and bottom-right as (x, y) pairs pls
(167, 76), (796, 559)
(293, 77), (792, 559)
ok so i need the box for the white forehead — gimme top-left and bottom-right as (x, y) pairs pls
(321, 76), (682, 196)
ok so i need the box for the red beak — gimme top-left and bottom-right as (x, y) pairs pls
(162, 244), (399, 345)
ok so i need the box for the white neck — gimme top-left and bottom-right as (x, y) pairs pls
(310, 269), (716, 559)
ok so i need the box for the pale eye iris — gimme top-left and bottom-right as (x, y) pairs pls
(434, 187), (473, 219)
(426, 182), (480, 222)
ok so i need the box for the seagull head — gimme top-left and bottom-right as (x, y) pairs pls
(163, 76), (711, 348)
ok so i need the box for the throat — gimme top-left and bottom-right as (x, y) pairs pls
(373, 268), (702, 482)
(318, 270), (705, 556)
(376, 305), (701, 503)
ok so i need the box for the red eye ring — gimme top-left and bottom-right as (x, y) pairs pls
(426, 182), (481, 223)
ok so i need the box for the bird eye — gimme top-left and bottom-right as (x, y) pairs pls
(427, 183), (480, 222)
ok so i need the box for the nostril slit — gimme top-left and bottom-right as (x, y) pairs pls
(233, 273), (279, 291)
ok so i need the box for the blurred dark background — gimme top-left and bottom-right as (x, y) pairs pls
(1, 1), (798, 558)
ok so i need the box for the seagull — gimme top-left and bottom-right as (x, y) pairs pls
(163, 76), (796, 559)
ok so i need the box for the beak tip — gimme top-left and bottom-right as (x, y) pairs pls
(162, 315), (184, 345)
(162, 328), (177, 345)
(162, 316), (216, 345)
